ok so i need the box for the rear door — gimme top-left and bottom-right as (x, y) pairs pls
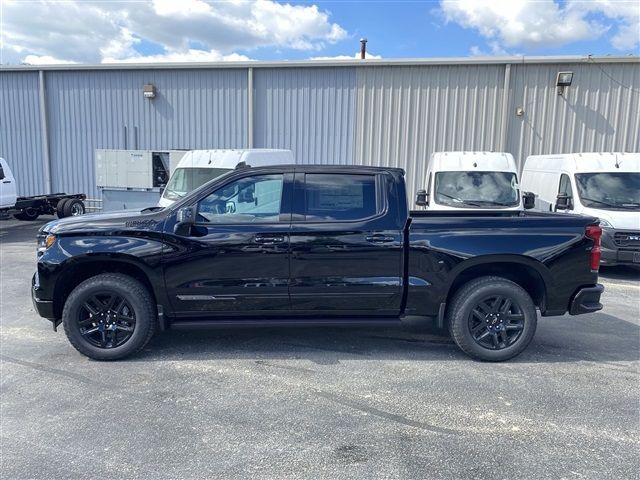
(288, 170), (404, 316)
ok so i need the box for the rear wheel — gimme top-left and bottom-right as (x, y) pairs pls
(63, 199), (85, 217)
(13, 207), (40, 221)
(62, 274), (156, 360)
(448, 276), (537, 361)
(56, 198), (69, 218)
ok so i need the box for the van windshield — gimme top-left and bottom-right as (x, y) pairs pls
(163, 168), (232, 200)
(575, 172), (640, 210)
(434, 171), (519, 208)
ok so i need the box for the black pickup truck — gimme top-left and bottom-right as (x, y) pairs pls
(32, 165), (604, 361)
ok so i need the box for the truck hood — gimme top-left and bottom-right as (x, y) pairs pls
(40, 208), (167, 235)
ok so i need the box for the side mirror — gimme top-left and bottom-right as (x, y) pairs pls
(174, 205), (196, 234)
(522, 191), (535, 210)
(158, 186), (165, 196)
(555, 193), (572, 211)
(416, 189), (429, 207)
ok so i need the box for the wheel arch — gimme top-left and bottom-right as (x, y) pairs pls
(53, 255), (162, 321)
(445, 255), (551, 313)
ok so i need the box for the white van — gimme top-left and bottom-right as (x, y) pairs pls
(417, 151), (531, 210)
(158, 149), (294, 207)
(521, 152), (640, 266)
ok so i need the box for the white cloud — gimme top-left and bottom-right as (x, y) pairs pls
(310, 51), (382, 60)
(440, 0), (639, 52)
(102, 49), (253, 64)
(1, 0), (348, 64)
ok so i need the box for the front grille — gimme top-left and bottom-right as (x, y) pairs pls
(613, 232), (640, 248)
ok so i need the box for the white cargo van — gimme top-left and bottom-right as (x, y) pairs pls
(416, 151), (532, 210)
(521, 152), (640, 266)
(158, 149), (294, 207)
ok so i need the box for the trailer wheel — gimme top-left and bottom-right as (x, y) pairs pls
(56, 199), (70, 218)
(63, 199), (85, 217)
(13, 207), (40, 221)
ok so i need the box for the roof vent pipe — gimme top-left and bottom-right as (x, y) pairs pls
(360, 38), (368, 59)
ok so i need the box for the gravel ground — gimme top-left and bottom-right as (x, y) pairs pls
(1, 217), (638, 480)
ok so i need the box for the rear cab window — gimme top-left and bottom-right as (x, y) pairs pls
(301, 173), (380, 221)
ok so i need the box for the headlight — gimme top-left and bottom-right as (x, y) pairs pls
(37, 234), (56, 255)
(598, 218), (613, 228)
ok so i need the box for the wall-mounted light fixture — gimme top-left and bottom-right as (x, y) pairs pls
(556, 71), (573, 96)
(143, 84), (156, 99)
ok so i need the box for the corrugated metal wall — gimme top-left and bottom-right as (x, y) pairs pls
(354, 65), (506, 200)
(45, 69), (247, 197)
(0, 72), (45, 196)
(254, 67), (356, 165)
(0, 60), (638, 201)
(506, 62), (640, 162)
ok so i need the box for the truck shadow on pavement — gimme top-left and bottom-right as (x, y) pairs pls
(135, 312), (639, 365)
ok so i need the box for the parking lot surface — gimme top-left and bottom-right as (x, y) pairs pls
(1, 217), (638, 479)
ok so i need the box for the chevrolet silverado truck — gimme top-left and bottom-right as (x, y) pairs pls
(32, 165), (604, 361)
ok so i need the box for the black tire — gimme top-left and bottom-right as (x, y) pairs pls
(62, 273), (156, 360)
(13, 207), (40, 221)
(56, 198), (70, 218)
(63, 199), (85, 217)
(448, 276), (537, 362)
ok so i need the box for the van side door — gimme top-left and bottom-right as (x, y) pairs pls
(556, 173), (574, 211)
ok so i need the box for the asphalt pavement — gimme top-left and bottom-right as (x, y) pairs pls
(1, 217), (638, 479)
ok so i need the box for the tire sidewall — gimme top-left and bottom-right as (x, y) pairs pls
(63, 277), (153, 360)
(452, 281), (537, 361)
(64, 199), (85, 217)
(56, 198), (69, 218)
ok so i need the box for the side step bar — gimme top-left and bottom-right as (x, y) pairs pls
(170, 317), (403, 330)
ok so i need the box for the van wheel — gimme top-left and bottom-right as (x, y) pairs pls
(448, 276), (537, 362)
(13, 207), (40, 221)
(62, 274), (156, 360)
(56, 199), (69, 218)
(63, 199), (85, 217)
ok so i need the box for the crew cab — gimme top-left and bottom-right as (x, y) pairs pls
(32, 165), (604, 362)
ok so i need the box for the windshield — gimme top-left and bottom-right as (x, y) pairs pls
(575, 172), (640, 210)
(434, 171), (519, 208)
(163, 167), (232, 201)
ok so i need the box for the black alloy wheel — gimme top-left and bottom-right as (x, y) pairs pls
(77, 293), (136, 349)
(448, 276), (537, 362)
(467, 294), (525, 350)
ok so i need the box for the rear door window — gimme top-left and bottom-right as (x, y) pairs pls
(303, 174), (378, 221)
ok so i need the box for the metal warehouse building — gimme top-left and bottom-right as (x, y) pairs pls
(1, 55), (639, 201)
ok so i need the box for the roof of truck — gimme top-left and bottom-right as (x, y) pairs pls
(523, 152), (640, 173)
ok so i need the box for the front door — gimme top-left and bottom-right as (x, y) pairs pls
(163, 172), (292, 318)
(0, 159), (16, 209)
(288, 171), (404, 316)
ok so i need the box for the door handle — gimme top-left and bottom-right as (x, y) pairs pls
(2, 180), (10, 184)
(365, 234), (395, 244)
(254, 235), (286, 245)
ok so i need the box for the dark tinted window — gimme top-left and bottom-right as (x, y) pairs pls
(559, 174), (573, 196)
(198, 174), (284, 223)
(304, 174), (377, 221)
(0, 164), (4, 180)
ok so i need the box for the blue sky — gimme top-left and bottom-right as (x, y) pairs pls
(1, 0), (638, 64)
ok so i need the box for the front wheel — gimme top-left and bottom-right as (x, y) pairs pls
(448, 276), (537, 362)
(13, 207), (40, 221)
(62, 274), (156, 360)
